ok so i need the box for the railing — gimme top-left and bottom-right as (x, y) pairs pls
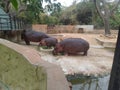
(0, 14), (24, 31)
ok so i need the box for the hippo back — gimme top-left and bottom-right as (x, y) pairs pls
(43, 37), (58, 47)
(60, 38), (89, 54)
(22, 30), (50, 42)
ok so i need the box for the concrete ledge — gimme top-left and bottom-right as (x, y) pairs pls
(0, 39), (70, 90)
(96, 38), (116, 48)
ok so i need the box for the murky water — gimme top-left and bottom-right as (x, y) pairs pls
(68, 75), (110, 90)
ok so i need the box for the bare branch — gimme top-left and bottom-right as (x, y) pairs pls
(18, 4), (27, 13)
(110, 0), (120, 16)
(93, 0), (105, 20)
(93, 0), (112, 35)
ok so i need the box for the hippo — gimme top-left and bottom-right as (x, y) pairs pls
(39, 37), (58, 48)
(21, 30), (50, 45)
(52, 38), (89, 56)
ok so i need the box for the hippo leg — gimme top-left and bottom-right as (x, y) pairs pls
(68, 53), (79, 56)
(64, 51), (78, 56)
(25, 40), (30, 45)
(63, 52), (69, 56)
(38, 42), (41, 47)
(83, 51), (87, 56)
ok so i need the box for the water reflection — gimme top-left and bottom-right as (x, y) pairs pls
(68, 75), (110, 90)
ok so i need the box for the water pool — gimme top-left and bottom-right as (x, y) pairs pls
(68, 75), (110, 90)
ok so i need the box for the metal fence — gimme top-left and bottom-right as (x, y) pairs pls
(0, 14), (24, 31)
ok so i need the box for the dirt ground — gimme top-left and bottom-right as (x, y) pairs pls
(36, 33), (117, 77)
(20, 32), (117, 77)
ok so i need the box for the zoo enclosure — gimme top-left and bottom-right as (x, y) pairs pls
(0, 8), (25, 40)
(0, 11), (25, 41)
(0, 14), (24, 31)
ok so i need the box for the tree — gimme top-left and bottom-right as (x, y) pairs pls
(58, 1), (94, 25)
(110, 7), (120, 29)
(94, 0), (120, 35)
(0, 0), (18, 13)
(0, 0), (61, 24)
(76, 1), (93, 25)
(58, 3), (78, 25)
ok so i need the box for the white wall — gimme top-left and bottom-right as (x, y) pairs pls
(75, 25), (94, 32)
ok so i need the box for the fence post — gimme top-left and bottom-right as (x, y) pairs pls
(108, 26), (120, 90)
(13, 16), (17, 30)
(9, 14), (13, 30)
(0, 18), (2, 30)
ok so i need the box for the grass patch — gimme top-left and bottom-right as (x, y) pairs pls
(0, 44), (47, 90)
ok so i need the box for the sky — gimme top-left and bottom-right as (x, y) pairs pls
(43, 0), (116, 7)
(43, 0), (78, 8)
(57, 0), (74, 6)
(56, 0), (116, 6)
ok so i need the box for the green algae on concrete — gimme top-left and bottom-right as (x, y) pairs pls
(0, 44), (47, 90)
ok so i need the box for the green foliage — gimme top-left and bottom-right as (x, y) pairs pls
(94, 15), (104, 28)
(1, 0), (119, 29)
(39, 13), (59, 24)
(10, 0), (18, 10)
(22, 0), (61, 24)
(45, 2), (61, 14)
(0, 0), (61, 24)
(58, 1), (93, 25)
(18, 0), (44, 24)
(76, 1), (93, 25)
(59, 4), (78, 25)
(110, 11), (120, 29)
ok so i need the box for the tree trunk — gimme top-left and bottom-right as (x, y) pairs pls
(3, 0), (10, 13)
(104, 17), (111, 35)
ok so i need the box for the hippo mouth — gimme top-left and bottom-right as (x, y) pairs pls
(52, 50), (65, 55)
(52, 50), (58, 55)
(40, 47), (54, 52)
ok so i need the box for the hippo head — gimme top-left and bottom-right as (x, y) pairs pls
(40, 39), (46, 46)
(52, 44), (63, 55)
